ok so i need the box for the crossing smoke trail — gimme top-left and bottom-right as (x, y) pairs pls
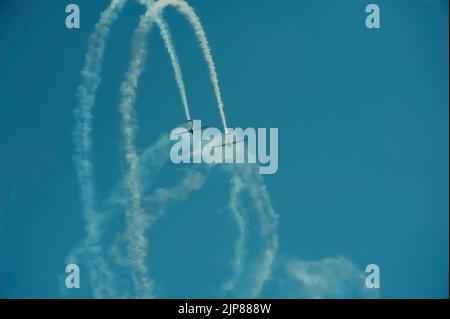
(118, 0), (232, 297)
(221, 144), (278, 298)
(108, 135), (278, 298)
(70, 0), (127, 298)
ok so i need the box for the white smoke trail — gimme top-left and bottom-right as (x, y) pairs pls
(238, 165), (279, 298)
(118, 1), (187, 297)
(138, 0), (192, 122)
(148, 0), (229, 131)
(220, 146), (278, 297)
(221, 172), (247, 295)
(118, 10), (155, 296)
(155, 15), (191, 121)
(70, 0), (127, 298)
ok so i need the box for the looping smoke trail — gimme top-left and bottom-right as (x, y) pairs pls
(115, 2), (194, 297)
(118, 0), (230, 297)
(109, 1), (192, 298)
(118, 10), (154, 296)
(70, 0), (127, 298)
(117, 3), (173, 297)
(74, 0), (125, 228)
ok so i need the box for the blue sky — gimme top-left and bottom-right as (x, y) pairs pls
(0, 0), (448, 298)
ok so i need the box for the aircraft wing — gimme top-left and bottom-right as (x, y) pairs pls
(213, 139), (244, 149)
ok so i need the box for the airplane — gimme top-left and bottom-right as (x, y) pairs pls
(174, 120), (209, 136)
(213, 132), (245, 149)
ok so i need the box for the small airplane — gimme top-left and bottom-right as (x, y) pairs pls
(213, 132), (245, 149)
(174, 120), (209, 136)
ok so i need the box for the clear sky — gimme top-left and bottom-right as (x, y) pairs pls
(0, 0), (448, 298)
